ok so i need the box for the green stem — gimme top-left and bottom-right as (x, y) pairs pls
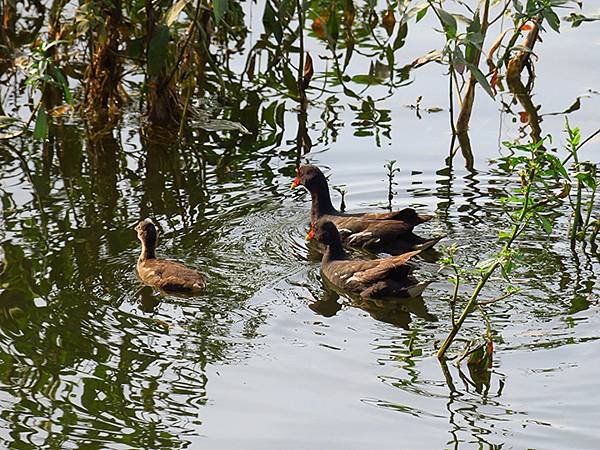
(437, 167), (535, 359)
(583, 185), (596, 233)
(571, 180), (583, 249)
(590, 219), (599, 249)
(450, 265), (459, 326)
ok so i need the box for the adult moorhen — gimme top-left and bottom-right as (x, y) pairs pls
(291, 164), (442, 254)
(307, 219), (429, 299)
(135, 218), (205, 293)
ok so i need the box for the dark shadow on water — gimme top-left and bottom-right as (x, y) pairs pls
(309, 278), (437, 330)
(438, 358), (508, 450)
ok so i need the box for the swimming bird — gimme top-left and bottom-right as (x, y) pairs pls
(135, 218), (205, 293)
(291, 164), (442, 254)
(307, 219), (429, 299)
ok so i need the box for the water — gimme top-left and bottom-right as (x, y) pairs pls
(1, 3), (599, 449)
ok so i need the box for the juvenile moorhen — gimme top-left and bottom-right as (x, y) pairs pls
(291, 164), (442, 254)
(135, 218), (205, 293)
(308, 219), (429, 299)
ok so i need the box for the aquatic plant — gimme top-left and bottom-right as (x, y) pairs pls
(437, 123), (599, 359)
(384, 159), (400, 211)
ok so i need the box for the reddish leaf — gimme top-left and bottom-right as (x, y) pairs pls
(410, 50), (443, 68)
(485, 340), (494, 368)
(343, 3), (355, 28)
(246, 54), (256, 81)
(302, 52), (314, 89)
(382, 10), (396, 36)
(312, 17), (327, 39)
(48, 104), (72, 117)
(490, 69), (498, 94)
(520, 22), (533, 31)
(519, 111), (529, 123)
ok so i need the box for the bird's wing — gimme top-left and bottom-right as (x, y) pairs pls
(347, 250), (421, 284)
(360, 208), (433, 225)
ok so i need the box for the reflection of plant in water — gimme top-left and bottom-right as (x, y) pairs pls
(319, 96), (343, 144)
(350, 96), (391, 145)
(332, 185), (347, 212)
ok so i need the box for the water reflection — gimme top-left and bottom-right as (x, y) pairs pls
(308, 276), (437, 330)
(0, 112), (294, 447)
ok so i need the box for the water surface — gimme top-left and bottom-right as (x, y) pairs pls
(1, 3), (599, 449)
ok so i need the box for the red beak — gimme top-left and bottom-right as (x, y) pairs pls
(291, 177), (301, 189)
(305, 227), (315, 241)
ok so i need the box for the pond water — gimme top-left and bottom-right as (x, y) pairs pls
(1, 3), (599, 449)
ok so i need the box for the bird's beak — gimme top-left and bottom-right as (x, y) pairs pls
(291, 177), (301, 189)
(305, 228), (315, 241)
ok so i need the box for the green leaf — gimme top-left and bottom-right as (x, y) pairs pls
(147, 25), (170, 77)
(542, 8), (560, 33)
(500, 258), (515, 279)
(466, 62), (495, 98)
(275, 101), (285, 128)
(575, 172), (597, 190)
(262, 102), (277, 129)
(436, 8), (457, 38)
(262, 0), (282, 43)
(513, 0), (523, 14)
(343, 37), (355, 69)
(33, 106), (48, 140)
(126, 38), (144, 59)
(52, 67), (72, 105)
(282, 65), (298, 97)
(416, 5), (428, 22)
(213, 0), (229, 23)
(545, 153), (570, 180)
(534, 214), (553, 234)
(326, 5), (339, 47)
(467, 11), (481, 34)
(342, 85), (360, 99)
(393, 22), (408, 50)
(0, 115), (21, 127)
(164, 0), (191, 26)
(351, 74), (380, 85)
(477, 257), (497, 272)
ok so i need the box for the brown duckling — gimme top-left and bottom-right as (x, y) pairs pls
(307, 219), (429, 299)
(135, 218), (205, 293)
(291, 164), (442, 254)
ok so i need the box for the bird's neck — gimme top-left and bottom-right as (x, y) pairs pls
(323, 240), (346, 263)
(139, 241), (156, 261)
(310, 182), (336, 222)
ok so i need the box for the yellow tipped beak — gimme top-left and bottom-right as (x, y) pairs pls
(305, 228), (315, 241)
(291, 177), (301, 189)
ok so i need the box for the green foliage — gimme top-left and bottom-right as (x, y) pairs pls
(438, 120), (599, 359)
(147, 25), (171, 77)
(213, 0), (229, 23)
(32, 107), (48, 140)
(0, 0), (588, 143)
